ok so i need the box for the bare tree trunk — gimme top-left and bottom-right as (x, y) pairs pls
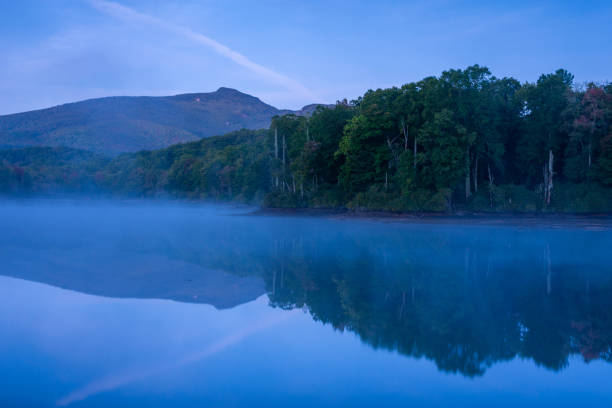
(274, 128), (278, 159)
(274, 128), (279, 189)
(545, 150), (554, 205)
(282, 134), (286, 191)
(402, 120), (408, 151)
(282, 134), (286, 166)
(385, 171), (388, 190)
(387, 136), (399, 163)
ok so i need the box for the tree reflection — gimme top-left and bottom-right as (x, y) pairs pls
(4, 205), (609, 377)
(259, 226), (612, 377)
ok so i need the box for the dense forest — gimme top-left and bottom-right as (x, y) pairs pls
(2, 65), (612, 212)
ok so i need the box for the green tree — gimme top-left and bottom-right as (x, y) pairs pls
(519, 69), (574, 205)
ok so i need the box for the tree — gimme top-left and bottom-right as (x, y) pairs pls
(337, 89), (401, 192)
(307, 103), (355, 186)
(565, 85), (612, 182)
(519, 69), (574, 205)
(418, 109), (470, 195)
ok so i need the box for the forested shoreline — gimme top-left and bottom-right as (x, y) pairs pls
(2, 65), (612, 213)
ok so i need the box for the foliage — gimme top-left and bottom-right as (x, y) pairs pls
(2, 66), (612, 213)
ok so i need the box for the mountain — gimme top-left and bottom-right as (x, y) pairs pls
(0, 246), (266, 309)
(0, 87), (330, 155)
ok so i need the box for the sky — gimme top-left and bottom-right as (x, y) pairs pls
(1, 0), (611, 115)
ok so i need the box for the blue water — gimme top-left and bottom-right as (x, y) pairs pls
(1, 201), (611, 407)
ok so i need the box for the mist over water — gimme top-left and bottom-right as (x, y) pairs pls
(1, 200), (612, 407)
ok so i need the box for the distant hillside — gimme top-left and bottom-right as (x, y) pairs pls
(0, 88), (329, 155)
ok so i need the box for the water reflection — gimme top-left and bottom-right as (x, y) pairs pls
(1, 201), (611, 379)
(262, 230), (612, 377)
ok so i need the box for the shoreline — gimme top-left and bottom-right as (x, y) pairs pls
(252, 207), (612, 228)
(2, 197), (611, 228)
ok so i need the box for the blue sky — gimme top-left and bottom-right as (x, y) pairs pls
(1, 0), (611, 114)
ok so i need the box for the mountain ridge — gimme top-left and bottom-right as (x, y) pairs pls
(0, 88), (331, 155)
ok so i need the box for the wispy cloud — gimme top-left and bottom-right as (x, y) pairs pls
(56, 312), (294, 406)
(86, 0), (319, 102)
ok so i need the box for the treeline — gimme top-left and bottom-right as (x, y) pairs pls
(266, 65), (612, 212)
(0, 130), (269, 200)
(96, 129), (270, 200)
(0, 147), (108, 194)
(2, 65), (612, 212)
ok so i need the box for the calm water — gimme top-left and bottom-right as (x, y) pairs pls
(1, 201), (612, 407)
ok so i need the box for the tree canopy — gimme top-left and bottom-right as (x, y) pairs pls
(2, 65), (612, 212)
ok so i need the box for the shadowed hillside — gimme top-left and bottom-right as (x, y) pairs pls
(0, 247), (266, 309)
(0, 87), (327, 155)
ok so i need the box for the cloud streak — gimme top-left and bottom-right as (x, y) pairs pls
(56, 312), (294, 406)
(86, 0), (319, 101)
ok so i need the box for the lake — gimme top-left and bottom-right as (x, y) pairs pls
(1, 201), (611, 407)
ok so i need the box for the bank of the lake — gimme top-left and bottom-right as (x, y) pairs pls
(253, 206), (612, 228)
